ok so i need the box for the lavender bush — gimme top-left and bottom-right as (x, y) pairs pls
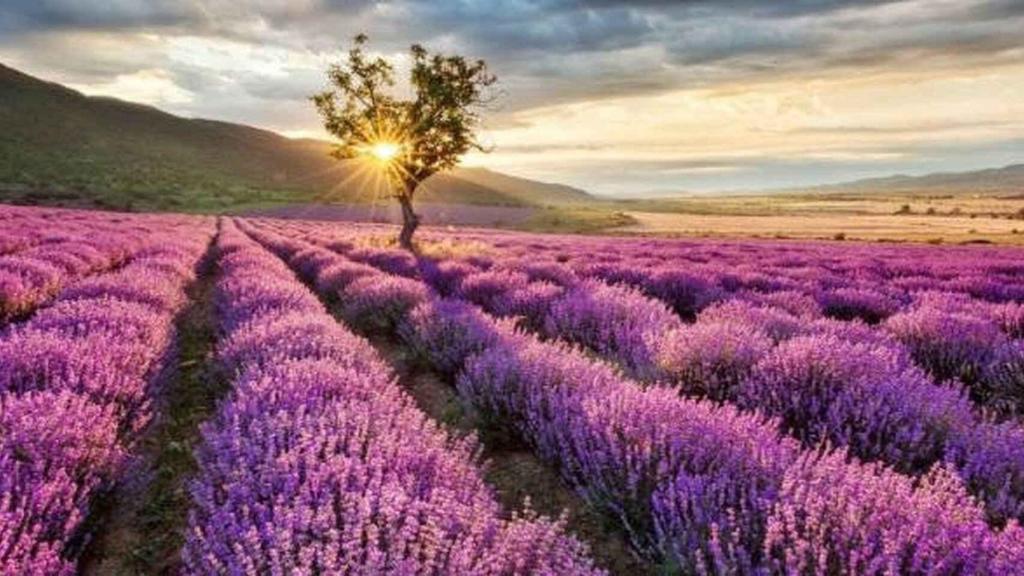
(204, 215), (1024, 572)
(183, 221), (601, 574)
(0, 210), (211, 572)
(544, 279), (683, 379)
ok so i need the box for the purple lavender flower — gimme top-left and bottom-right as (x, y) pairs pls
(544, 279), (683, 379)
(494, 280), (564, 331)
(0, 257), (62, 317)
(740, 334), (975, 474)
(459, 337), (797, 571)
(733, 289), (822, 319)
(312, 259), (379, 296)
(507, 259), (579, 287)
(947, 417), (1024, 525)
(456, 269), (530, 313)
(818, 286), (902, 324)
(61, 268), (187, 313)
(885, 307), (1007, 391)
(654, 320), (773, 401)
(983, 341), (1024, 418)
(766, 449), (1023, 575)
(417, 258), (480, 295)
(398, 298), (507, 377)
(698, 299), (804, 342)
(347, 246), (420, 277)
(644, 268), (724, 320)
(341, 274), (433, 331)
(992, 303), (1024, 339)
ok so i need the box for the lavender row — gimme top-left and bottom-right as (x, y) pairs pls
(272, 218), (1022, 334)
(270, 220), (1024, 524)
(0, 206), (156, 256)
(0, 209), (211, 321)
(453, 230), (1024, 414)
(0, 219), (212, 573)
(182, 220), (600, 574)
(260, 219), (1024, 400)
(362, 224), (1022, 405)
(434, 264), (1024, 526)
(272, 218), (1024, 310)
(243, 220), (1024, 574)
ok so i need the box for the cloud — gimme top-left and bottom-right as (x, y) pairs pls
(0, 0), (1022, 194)
(67, 67), (194, 105)
(0, 0), (198, 33)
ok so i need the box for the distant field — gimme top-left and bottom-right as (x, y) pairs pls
(243, 195), (1024, 244)
(607, 194), (1024, 244)
(617, 194), (1024, 217)
(616, 210), (1024, 244)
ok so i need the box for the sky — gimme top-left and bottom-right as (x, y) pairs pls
(1, 0), (1023, 196)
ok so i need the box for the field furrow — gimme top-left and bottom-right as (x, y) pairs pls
(80, 227), (223, 575)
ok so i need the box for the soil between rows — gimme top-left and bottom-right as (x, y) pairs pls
(81, 237), (226, 575)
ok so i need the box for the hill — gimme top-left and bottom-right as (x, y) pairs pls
(779, 163), (1024, 198)
(448, 167), (592, 204)
(0, 63), (592, 212)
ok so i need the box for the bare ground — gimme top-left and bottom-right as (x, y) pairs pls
(80, 244), (225, 575)
(615, 210), (1024, 244)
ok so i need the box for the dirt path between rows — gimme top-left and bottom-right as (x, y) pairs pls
(81, 238), (227, 575)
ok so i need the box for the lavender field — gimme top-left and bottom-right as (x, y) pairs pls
(4, 202), (1024, 574)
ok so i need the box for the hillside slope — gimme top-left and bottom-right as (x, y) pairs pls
(785, 163), (1024, 198)
(0, 63), (591, 211)
(451, 167), (592, 204)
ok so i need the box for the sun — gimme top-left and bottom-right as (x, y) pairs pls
(368, 141), (401, 163)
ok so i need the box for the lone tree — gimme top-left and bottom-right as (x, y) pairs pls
(312, 34), (497, 249)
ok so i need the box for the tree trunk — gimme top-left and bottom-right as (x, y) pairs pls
(397, 189), (420, 251)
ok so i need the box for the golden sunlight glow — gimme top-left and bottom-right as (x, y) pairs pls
(367, 141), (401, 163)
(344, 131), (414, 201)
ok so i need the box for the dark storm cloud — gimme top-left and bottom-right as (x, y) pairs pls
(1, 0), (1022, 140)
(965, 0), (1024, 19)
(574, 0), (900, 17)
(0, 0), (197, 32)
(3, 1), (1021, 81)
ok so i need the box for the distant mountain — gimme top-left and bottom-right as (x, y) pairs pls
(780, 163), (1024, 198)
(0, 63), (592, 212)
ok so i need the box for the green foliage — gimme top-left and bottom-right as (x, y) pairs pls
(0, 64), (596, 215)
(312, 35), (497, 196)
(0, 65), (335, 212)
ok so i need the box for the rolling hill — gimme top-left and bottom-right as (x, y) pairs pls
(778, 164), (1024, 198)
(0, 63), (592, 212)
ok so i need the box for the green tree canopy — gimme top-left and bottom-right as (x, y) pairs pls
(312, 34), (497, 249)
